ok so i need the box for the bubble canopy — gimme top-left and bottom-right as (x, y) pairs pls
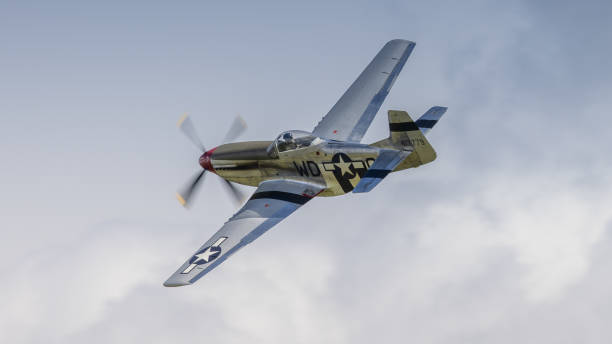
(270, 130), (320, 154)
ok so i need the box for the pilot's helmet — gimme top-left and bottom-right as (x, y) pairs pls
(282, 132), (294, 141)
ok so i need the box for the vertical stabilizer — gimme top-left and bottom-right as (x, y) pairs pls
(387, 110), (437, 167)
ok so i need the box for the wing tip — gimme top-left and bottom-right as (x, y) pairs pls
(386, 38), (416, 47)
(163, 279), (192, 287)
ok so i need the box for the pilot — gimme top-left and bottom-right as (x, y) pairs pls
(282, 132), (294, 142)
(280, 132), (297, 151)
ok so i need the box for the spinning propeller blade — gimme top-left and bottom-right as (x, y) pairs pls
(222, 115), (248, 143)
(177, 114), (205, 152)
(176, 170), (205, 208)
(176, 114), (248, 208)
(221, 179), (246, 205)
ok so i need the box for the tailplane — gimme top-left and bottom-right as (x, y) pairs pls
(415, 106), (447, 135)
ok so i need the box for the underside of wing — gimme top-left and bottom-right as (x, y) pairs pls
(164, 179), (325, 287)
(312, 39), (415, 143)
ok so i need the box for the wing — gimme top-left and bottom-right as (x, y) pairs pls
(312, 39), (416, 143)
(164, 179), (325, 287)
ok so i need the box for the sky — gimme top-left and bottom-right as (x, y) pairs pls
(1, 0), (612, 342)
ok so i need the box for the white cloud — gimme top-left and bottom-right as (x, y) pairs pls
(3, 166), (610, 343)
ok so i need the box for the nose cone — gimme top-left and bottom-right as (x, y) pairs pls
(199, 147), (217, 172)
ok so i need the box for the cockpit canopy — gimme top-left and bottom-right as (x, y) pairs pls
(268, 130), (320, 156)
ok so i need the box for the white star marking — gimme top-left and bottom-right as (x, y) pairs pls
(334, 155), (353, 176)
(181, 237), (227, 274)
(194, 247), (218, 264)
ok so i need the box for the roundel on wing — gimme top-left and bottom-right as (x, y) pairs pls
(188, 237), (228, 266)
(189, 246), (222, 265)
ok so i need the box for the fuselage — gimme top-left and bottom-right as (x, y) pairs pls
(201, 134), (383, 197)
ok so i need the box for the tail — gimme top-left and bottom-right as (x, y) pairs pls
(415, 106), (447, 135)
(387, 110), (437, 166)
(369, 107), (446, 171)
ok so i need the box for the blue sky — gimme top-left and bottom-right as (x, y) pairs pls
(1, 1), (612, 343)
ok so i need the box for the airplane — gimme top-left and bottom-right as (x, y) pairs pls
(164, 39), (447, 287)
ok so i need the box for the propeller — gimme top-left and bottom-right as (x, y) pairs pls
(176, 170), (205, 207)
(223, 115), (248, 144)
(177, 114), (205, 152)
(175, 114), (247, 208)
(220, 178), (246, 205)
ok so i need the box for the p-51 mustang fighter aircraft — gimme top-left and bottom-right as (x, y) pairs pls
(165, 39), (447, 287)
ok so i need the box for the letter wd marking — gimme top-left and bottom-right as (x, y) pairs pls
(293, 161), (310, 176)
(293, 161), (321, 177)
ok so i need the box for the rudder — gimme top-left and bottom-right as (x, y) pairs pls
(388, 110), (437, 166)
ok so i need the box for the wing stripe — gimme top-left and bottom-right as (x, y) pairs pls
(250, 191), (311, 204)
(165, 180), (325, 287)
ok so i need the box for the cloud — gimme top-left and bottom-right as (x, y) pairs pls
(2, 165), (611, 343)
(0, 222), (178, 343)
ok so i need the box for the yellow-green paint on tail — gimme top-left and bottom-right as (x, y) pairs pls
(370, 110), (437, 171)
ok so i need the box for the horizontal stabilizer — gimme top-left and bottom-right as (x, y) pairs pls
(353, 149), (410, 193)
(415, 106), (447, 135)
